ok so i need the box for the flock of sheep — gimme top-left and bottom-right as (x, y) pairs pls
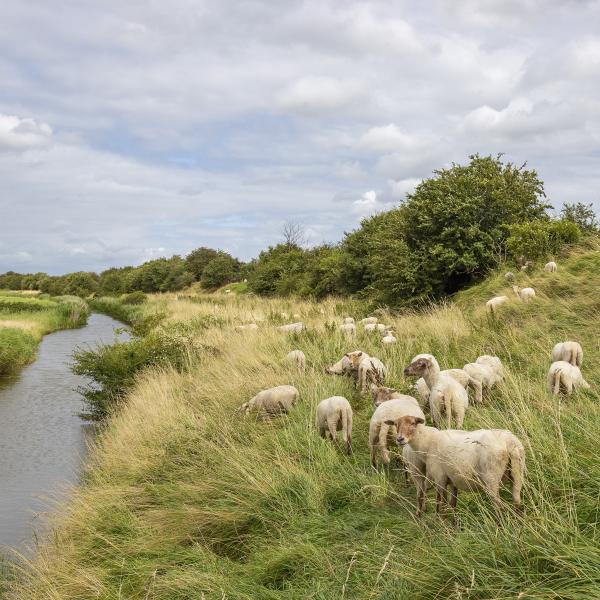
(235, 259), (590, 517)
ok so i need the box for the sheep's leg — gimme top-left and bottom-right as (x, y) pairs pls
(414, 473), (427, 517)
(435, 477), (448, 514)
(449, 485), (458, 509)
(484, 477), (503, 518)
(455, 404), (464, 429)
(471, 378), (483, 404)
(430, 399), (441, 428)
(319, 426), (327, 439)
(327, 415), (340, 448)
(378, 423), (391, 465)
(565, 378), (573, 396)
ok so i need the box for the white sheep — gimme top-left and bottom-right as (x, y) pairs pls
(364, 323), (378, 332)
(358, 355), (386, 392)
(325, 350), (366, 376)
(316, 396), (353, 454)
(412, 378), (431, 407)
(343, 317), (355, 324)
(376, 323), (389, 332)
(413, 369), (483, 405)
(486, 295), (509, 314)
(404, 354), (468, 429)
(551, 341), (583, 367)
(463, 362), (502, 394)
(239, 385), (299, 417)
(339, 322), (357, 338)
(285, 350), (306, 372)
(513, 285), (536, 302)
(382, 332), (397, 345)
(505, 272), (515, 281)
(547, 361), (590, 395)
(476, 355), (504, 379)
(369, 396), (425, 468)
(387, 415), (525, 516)
(544, 261), (557, 272)
(359, 317), (378, 325)
(371, 385), (403, 408)
(236, 323), (259, 330)
(277, 322), (305, 333)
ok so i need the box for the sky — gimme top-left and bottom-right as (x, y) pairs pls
(1, 0), (599, 274)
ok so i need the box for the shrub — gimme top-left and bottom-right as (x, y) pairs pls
(121, 291), (148, 305)
(0, 328), (37, 375)
(507, 220), (581, 261)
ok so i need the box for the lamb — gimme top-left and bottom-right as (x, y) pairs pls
(316, 396), (353, 454)
(551, 341), (583, 367)
(358, 355), (386, 392)
(343, 317), (355, 324)
(463, 362), (502, 394)
(277, 322), (305, 333)
(236, 323), (259, 330)
(239, 385), (299, 417)
(371, 385), (403, 408)
(369, 396), (425, 468)
(404, 354), (468, 429)
(486, 295), (509, 314)
(387, 415), (525, 516)
(285, 350), (306, 372)
(505, 272), (515, 281)
(513, 285), (536, 302)
(547, 361), (590, 395)
(413, 369), (483, 404)
(339, 322), (357, 338)
(359, 317), (378, 325)
(544, 261), (557, 272)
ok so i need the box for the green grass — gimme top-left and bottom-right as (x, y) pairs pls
(12, 247), (600, 599)
(0, 294), (89, 375)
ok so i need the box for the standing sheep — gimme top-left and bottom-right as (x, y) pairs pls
(358, 355), (386, 392)
(339, 322), (357, 338)
(239, 385), (299, 417)
(278, 322), (305, 332)
(343, 317), (355, 324)
(387, 415), (525, 516)
(547, 361), (590, 395)
(382, 329), (397, 345)
(486, 296), (509, 314)
(285, 350), (306, 372)
(476, 355), (504, 379)
(364, 323), (379, 332)
(544, 261), (557, 272)
(359, 317), (378, 325)
(551, 341), (583, 367)
(369, 396), (425, 468)
(413, 369), (483, 404)
(463, 362), (502, 395)
(513, 285), (536, 302)
(316, 396), (353, 454)
(404, 354), (468, 429)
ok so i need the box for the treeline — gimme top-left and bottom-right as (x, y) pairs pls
(1, 155), (596, 307)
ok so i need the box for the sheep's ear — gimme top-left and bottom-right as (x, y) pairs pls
(384, 419), (396, 426)
(415, 417), (425, 425)
(357, 351), (363, 356)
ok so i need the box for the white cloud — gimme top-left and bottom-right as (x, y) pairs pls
(0, 114), (52, 151)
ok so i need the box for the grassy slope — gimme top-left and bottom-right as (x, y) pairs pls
(12, 248), (600, 599)
(0, 293), (89, 375)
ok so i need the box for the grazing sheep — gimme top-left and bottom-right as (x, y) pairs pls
(505, 272), (515, 281)
(316, 396), (353, 454)
(364, 323), (378, 332)
(486, 295), (509, 314)
(513, 285), (536, 302)
(404, 354), (468, 429)
(476, 355), (504, 379)
(376, 323), (389, 332)
(359, 317), (378, 325)
(358, 355), (386, 392)
(382, 331), (397, 344)
(414, 369), (483, 405)
(236, 323), (259, 330)
(547, 361), (590, 395)
(343, 317), (355, 324)
(369, 396), (425, 468)
(339, 322), (357, 338)
(278, 322), (305, 333)
(285, 350), (306, 372)
(371, 385), (403, 408)
(463, 362), (502, 394)
(551, 341), (583, 367)
(239, 385), (299, 417)
(387, 415), (525, 516)
(544, 261), (557, 272)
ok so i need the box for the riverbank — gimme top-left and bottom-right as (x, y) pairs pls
(0, 292), (89, 376)
(12, 250), (600, 598)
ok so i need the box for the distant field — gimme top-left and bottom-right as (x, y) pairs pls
(0, 292), (89, 375)
(11, 243), (600, 599)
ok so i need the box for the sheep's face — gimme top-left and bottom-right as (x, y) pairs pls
(404, 357), (431, 378)
(371, 386), (398, 407)
(386, 415), (424, 446)
(345, 351), (364, 368)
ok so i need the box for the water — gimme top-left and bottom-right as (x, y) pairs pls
(0, 313), (128, 553)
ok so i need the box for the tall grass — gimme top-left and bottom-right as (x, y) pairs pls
(11, 249), (600, 599)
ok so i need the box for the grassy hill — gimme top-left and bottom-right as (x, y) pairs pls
(12, 245), (600, 599)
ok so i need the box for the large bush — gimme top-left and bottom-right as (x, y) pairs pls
(506, 220), (581, 261)
(200, 252), (241, 290)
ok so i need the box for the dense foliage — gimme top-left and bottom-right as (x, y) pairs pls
(1, 155), (595, 307)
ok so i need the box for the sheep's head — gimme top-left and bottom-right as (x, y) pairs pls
(371, 385), (398, 407)
(404, 356), (432, 378)
(385, 415), (424, 446)
(237, 402), (251, 416)
(345, 350), (364, 368)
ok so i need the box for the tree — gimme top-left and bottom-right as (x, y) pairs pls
(561, 202), (598, 232)
(200, 252), (240, 290)
(281, 222), (305, 249)
(185, 247), (219, 281)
